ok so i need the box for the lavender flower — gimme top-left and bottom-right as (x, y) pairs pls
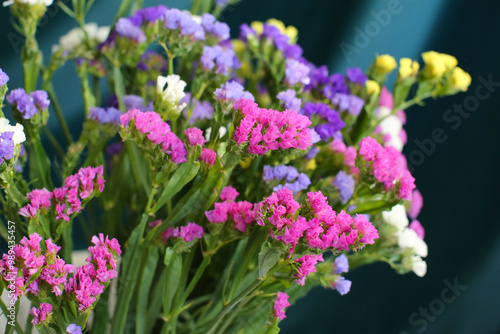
(0, 131), (15, 164)
(333, 171), (355, 204)
(6, 88), (50, 119)
(346, 67), (367, 85)
(181, 93), (214, 124)
(200, 45), (237, 75)
(333, 254), (349, 274)
(301, 102), (345, 141)
(334, 276), (352, 295)
(201, 13), (230, 40)
(285, 59), (310, 86)
(123, 95), (153, 112)
(164, 9), (205, 40)
(331, 93), (364, 116)
(89, 107), (122, 124)
(263, 165), (311, 194)
(115, 18), (147, 43)
(214, 81), (254, 101)
(131, 5), (168, 24)
(277, 89), (302, 111)
(0, 69), (9, 86)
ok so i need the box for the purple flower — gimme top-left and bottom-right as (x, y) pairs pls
(66, 324), (82, 334)
(301, 102), (345, 141)
(331, 93), (364, 116)
(216, 0), (231, 6)
(323, 73), (350, 98)
(132, 5), (168, 24)
(89, 107), (122, 124)
(0, 131), (15, 164)
(239, 23), (256, 41)
(333, 254), (349, 274)
(304, 145), (319, 159)
(284, 44), (303, 59)
(285, 59), (310, 86)
(333, 170), (355, 204)
(165, 9), (205, 40)
(277, 89), (302, 111)
(214, 81), (254, 101)
(31, 90), (50, 110)
(6, 88), (44, 119)
(0, 68), (9, 86)
(116, 18), (146, 43)
(200, 45), (236, 75)
(346, 67), (367, 85)
(182, 93), (214, 124)
(334, 276), (352, 295)
(201, 14), (230, 40)
(123, 95), (153, 112)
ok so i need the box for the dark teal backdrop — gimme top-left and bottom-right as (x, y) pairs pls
(1, 1), (499, 333)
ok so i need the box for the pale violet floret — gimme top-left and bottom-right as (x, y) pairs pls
(157, 75), (187, 114)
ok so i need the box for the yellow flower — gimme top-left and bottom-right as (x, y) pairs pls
(448, 67), (471, 92)
(266, 18), (298, 42)
(374, 54), (397, 75)
(232, 40), (245, 54)
(250, 21), (263, 35)
(365, 80), (380, 96)
(399, 58), (419, 79)
(305, 159), (317, 171)
(422, 51), (457, 78)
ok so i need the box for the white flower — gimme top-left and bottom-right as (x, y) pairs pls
(157, 75), (187, 113)
(376, 106), (404, 152)
(398, 228), (428, 257)
(3, 0), (53, 7)
(411, 256), (427, 277)
(54, 23), (110, 53)
(382, 204), (409, 234)
(0, 118), (26, 145)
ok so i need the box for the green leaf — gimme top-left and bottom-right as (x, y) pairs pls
(349, 108), (369, 145)
(151, 161), (200, 213)
(110, 214), (149, 334)
(163, 248), (183, 317)
(348, 200), (399, 215)
(258, 245), (280, 279)
(136, 246), (160, 334)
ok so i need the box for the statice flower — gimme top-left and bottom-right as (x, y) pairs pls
(214, 81), (254, 101)
(382, 204), (409, 235)
(19, 166), (106, 220)
(67, 324), (82, 334)
(115, 18), (147, 43)
(0, 131), (15, 164)
(201, 13), (230, 41)
(120, 109), (187, 163)
(333, 171), (355, 204)
(263, 165), (310, 194)
(285, 59), (310, 86)
(205, 186), (260, 232)
(330, 139), (357, 174)
(185, 127), (206, 146)
(295, 254), (324, 285)
(157, 75), (187, 115)
(346, 67), (367, 85)
(200, 45), (238, 75)
(30, 303), (53, 325)
(182, 93), (214, 124)
(301, 102), (345, 141)
(331, 93), (364, 116)
(277, 89), (302, 111)
(409, 219), (425, 239)
(0, 68), (8, 86)
(232, 99), (312, 155)
(54, 23), (109, 53)
(359, 137), (415, 200)
(408, 189), (423, 219)
(198, 148), (217, 166)
(123, 95), (154, 112)
(157, 222), (205, 242)
(89, 107), (121, 124)
(333, 276), (352, 295)
(130, 5), (168, 24)
(333, 254), (349, 274)
(164, 8), (205, 41)
(273, 292), (290, 320)
(7, 88), (50, 119)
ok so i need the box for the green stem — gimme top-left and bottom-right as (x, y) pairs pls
(394, 91), (433, 111)
(0, 298), (25, 334)
(43, 127), (65, 157)
(43, 82), (73, 144)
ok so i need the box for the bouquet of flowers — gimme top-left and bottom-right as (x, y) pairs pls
(0, 0), (471, 333)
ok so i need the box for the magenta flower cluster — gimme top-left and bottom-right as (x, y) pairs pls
(120, 109), (187, 164)
(150, 221), (205, 243)
(233, 98), (312, 155)
(66, 234), (122, 310)
(30, 303), (53, 326)
(19, 166), (105, 221)
(359, 137), (416, 200)
(205, 186), (261, 232)
(273, 292), (290, 320)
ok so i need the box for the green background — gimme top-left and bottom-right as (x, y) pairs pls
(1, 0), (499, 333)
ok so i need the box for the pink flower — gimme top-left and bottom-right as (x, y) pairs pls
(30, 303), (52, 325)
(398, 171), (415, 200)
(295, 254), (324, 286)
(179, 222), (204, 242)
(408, 189), (423, 219)
(220, 186), (239, 201)
(274, 292), (290, 320)
(198, 148), (217, 166)
(409, 219), (425, 239)
(185, 127), (206, 146)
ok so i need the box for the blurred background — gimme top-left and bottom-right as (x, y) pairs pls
(1, 0), (499, 333)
